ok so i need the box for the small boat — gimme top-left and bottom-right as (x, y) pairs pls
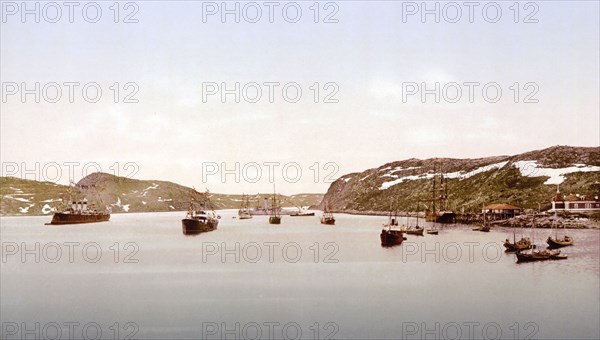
(516, 249), (563, 262)
(181, 189), (219, 235)
(476, 206), (490, 232)
(290, 210), (315, 217)
(320, 203), (335, 225)
(401, 209), (424, 235)
(426, 218), (439, 235)
(238, 194), (253, 220)
(269, 186), (281, 225)
(380, 200), (404, 246)
(547, 235), (573, 248)
(504, 237), (534, 251)
(403, 226), (425, 235)
(504, 222), (533, 252)
(380, 229), (405, 246)
(546, 212), (573, 248)
(515, 212), (567, 263)
(321, 213), (335, 225)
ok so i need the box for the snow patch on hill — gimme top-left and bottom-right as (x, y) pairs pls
(513, 161), (600, 185)
(379, 161), (509, 190)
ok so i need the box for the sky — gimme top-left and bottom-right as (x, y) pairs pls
(1, 0), (599, 194)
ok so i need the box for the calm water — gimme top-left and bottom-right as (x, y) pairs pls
(1, 211), (599, 340)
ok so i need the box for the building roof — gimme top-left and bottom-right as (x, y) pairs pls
(484, 203), (521, 210)
(555, 194), (600, 202)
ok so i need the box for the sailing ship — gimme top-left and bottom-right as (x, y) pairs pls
(380, 199), (405, 246)
(425, 166), (456, 223)
(503, 222), (533, 252)
(515, 212), (566, 262)
(250, 197), (294, 215)
(401, 209), (424, 236)
(320, 203), (335, 225)
(238, 194), (253, 219)
(269, 187), (281, 224)
(181, 189), (219, 235)
(477, 207), (491, 232)
(47, 183), (110, 225)
(546, 212), (573, 248)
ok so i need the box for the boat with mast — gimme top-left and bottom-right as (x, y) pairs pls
(401, 207), (424, 236)
(238, 194), (253, 219)
(380, 199), (405, 246)
(479, 206), (491, 232)
(516, 212), (566, 262)
(320, 202), (335, 225)
(425, 165), (456, 224)
(269, 186), (281, 224)
(503, 221), (533, 252)
(546, 211), (573, 248)
(181, 189), (219, 235)
(47, 182), (110, 225)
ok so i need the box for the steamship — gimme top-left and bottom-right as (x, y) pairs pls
(182, 189), (219, 235)
(48, 198), (110, 225)
(250, 197), (294, 215)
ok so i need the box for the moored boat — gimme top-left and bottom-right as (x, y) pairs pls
(425, 168), (455, 223)
(238, 194), (253, 220)
(182, 211), (219, 235)
(515, 211), (567, 263)
(291, 211), (315, 217)
(320, 203), (335, 225)
(516, 249), (564, 262)
(380, 229), (405, 247)
(402, 226), (425, 236)
(380, 199), (404, 246)
(546, 212), (573, 248)
(547, 235), (573, 249)
(269, 186), (282, 225)
(504, 221), (533, 252)
(47, 184), (110, 225)
(181, 189), (219, 235)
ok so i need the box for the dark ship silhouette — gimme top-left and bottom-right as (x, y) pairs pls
(47, 183), (110, 225)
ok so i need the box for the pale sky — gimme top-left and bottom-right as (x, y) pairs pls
(1, 1), (598, 194)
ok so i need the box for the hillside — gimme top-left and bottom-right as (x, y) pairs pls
(319, 146), (600, 213)
(0, 173), (323, 216)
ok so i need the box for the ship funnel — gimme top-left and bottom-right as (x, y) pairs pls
(263, 198), (269, 210)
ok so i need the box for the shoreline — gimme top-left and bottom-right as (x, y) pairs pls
(3, 210), (599, 230)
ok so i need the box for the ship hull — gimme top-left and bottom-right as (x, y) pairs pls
(269, 216), (281, 224)
(320, 218), (335, 225)
(238, 212), (253, 220)
(48, 212), (110, 225)
(546, 237), (573, 249)
(516, 250), (565, 262)
(291, 212), (315, 217)
(182, 218), (218, 235)
(425, 212), (456, 224)
(403, 227), (424, 236)
(503, 242), (533, 252)
(380, 229), (404, 247)
(251, 209), (294, 216)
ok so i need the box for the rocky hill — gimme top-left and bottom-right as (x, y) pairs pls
(319, 146), (600, 213)
(0, 173), (323, 216)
